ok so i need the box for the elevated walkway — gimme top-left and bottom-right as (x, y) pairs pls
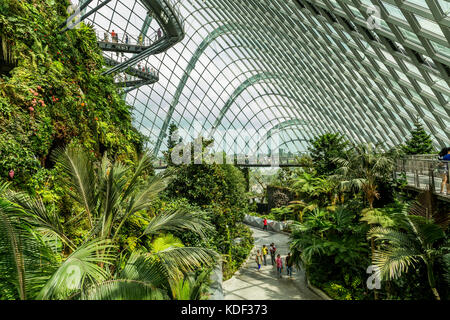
(62, 0), (184, 91)
(102, 0), (185, 75)
(104, 56), (159, 92)
(96, 30), (160, 54)
(395, 156), (450, 202)
(152, 154), (306, 169)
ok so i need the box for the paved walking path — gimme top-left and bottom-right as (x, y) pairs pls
(223, 226), (322, 300)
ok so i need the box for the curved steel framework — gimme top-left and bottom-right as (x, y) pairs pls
(75, 0), (449, 156)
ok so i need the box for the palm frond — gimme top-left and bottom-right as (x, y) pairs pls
(37, 239), (116, 300)
(121, 153), (154, 200)
(4, 191), (74, 249)
(372, 247), (420, 280)
(52, 146), (97, 227)
(143, 209), (214, 239)
(152, 247), (219, 277)
(119, 251), (169, 289)
(0, 199), (57, 300)
(170, 270), (211, 300)
(0, 181), (10, 196)
(111, 174), (168, 241)
(0, 199), (27, 299)
(80, 279), (167, 300)
(368, 226), (418, 250)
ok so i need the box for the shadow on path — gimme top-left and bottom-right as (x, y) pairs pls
(223, 226), (322, 300)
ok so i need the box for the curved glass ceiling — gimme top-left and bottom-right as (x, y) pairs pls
(75, 0), (450, 156)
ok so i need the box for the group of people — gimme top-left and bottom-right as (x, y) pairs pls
(137, 64), (157, 76)
(439, 147), (450, 195)
(255, 243), (294, 279)
(101, 28), (163, 46)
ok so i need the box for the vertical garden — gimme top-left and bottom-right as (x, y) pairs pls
(0, 0), (252, 300)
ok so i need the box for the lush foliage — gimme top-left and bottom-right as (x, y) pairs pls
(162, 128), (253, 280)
(290, 205), (370, 300)
(0, 146), (219, 300)
(0, 0), (145, 188)
(0, 2), (223, 300)
(308, 133), (349, 176)
(285, 140), (449, 300)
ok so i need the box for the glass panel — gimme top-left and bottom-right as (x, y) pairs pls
(414, 15), (445, 37)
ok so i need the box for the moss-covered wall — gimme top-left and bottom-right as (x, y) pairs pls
(0, 0), (146, 187)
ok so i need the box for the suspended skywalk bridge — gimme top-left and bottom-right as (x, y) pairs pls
(152, 154), (307, 170)
(62, 0), (185, 91)
(101, 0), (185, 76)
(103, 56), (159, 93)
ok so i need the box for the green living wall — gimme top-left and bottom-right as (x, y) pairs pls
(0, 0), (145, 189)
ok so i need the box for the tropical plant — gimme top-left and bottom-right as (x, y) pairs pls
(270, 206), (292, 222)
(0, 145), (219, 300)
(331, 143), (395, 209)
(290, 206), (368, 268)
(291, 171), (336, 205)
(369, 211), (447, 300)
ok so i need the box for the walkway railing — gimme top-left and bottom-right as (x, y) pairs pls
(62, 0), (185, 92)
(395, 155), (449, 200)
(103, 56), (159, 91)
(95, 30), (164, 53)
(103, 0), (185, 76)
(152, 154), (305, 169)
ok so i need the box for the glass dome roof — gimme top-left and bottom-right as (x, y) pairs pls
(72, 0), (450, 156)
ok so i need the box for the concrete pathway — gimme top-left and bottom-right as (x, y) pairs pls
(223, 226), (322, 300)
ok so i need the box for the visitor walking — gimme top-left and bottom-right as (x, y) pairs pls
(263, 218), (268, 231)
(276, 254), (283, 278)
(111, 30), (118, 43)
(269, 243), (276, 266)
(138, 35), (143, 45)
(262, 245), (268, 266)
(103, 31), (109, 42)
(255, 250), (262, 271)
(439, 147), (450, 195)
(285, 252), (293, 278)
(157, 28), (162, 39)
(125, 34), (129, 44)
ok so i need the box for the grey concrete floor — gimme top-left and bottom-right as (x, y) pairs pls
(223, 226), (322, 300)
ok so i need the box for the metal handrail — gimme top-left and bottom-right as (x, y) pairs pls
(95, 30), (163, 47)
(395, 157), (449, 192)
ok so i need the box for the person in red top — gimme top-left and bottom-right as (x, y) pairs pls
(263, 218), (268, 231)
(276, 254), (283, 278)
(111, 30), (118, 43)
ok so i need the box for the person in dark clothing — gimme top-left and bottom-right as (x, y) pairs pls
(269, 243), (276, 266)
(285, 253), (294, 278)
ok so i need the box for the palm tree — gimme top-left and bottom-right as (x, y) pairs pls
(0, 145), (219, 300)
(369, 210), (447, 300)
(331, 143), (394, 209)
(332, 143), (395, 299)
